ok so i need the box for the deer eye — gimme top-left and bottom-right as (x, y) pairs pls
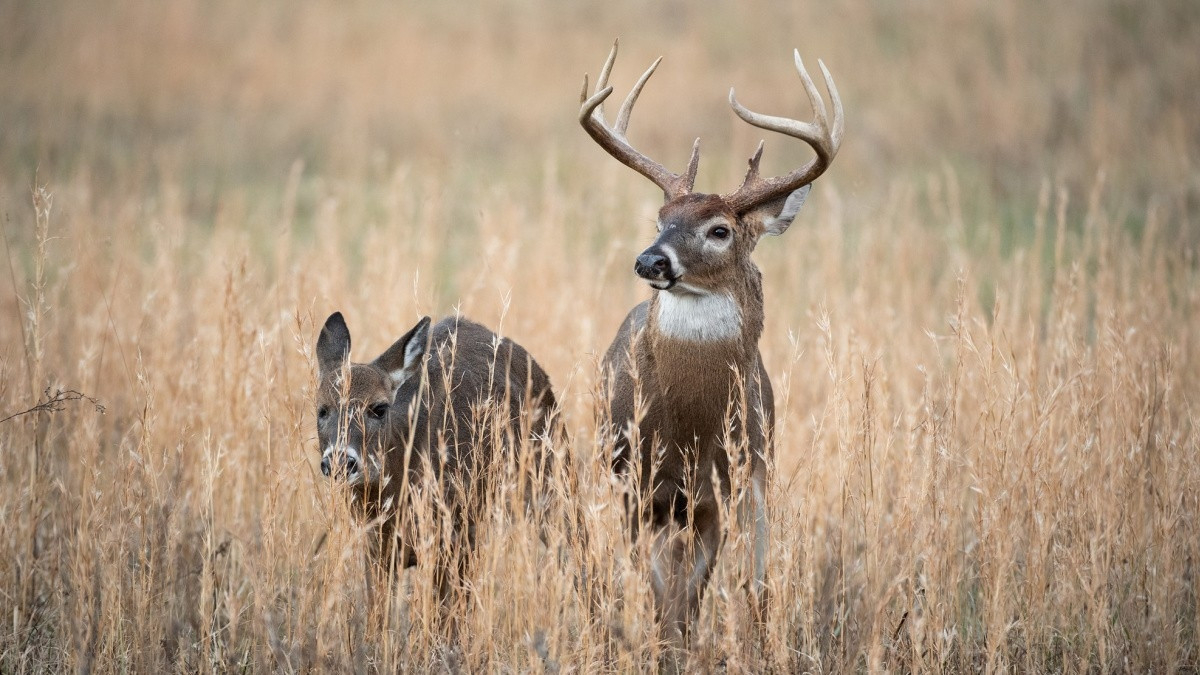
(368, 403), (389, 420)
(709, 226), (730, 240)
(317, 406), (330, 421)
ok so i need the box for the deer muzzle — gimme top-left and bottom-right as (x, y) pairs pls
(635, 247), (680, 290)
(321, 445), (363, 482)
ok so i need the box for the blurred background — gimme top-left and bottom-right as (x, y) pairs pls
(3, 0), (1196, 244)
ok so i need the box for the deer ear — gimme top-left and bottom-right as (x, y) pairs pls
(760, 183), (810, 237)
(374, 316), (432, 387)
(316, 312), (352, 380)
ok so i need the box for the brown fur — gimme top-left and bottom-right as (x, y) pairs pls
(603, 193), (783, 641)
(586, 45), (838, 650)
(315, 313), (557, 594)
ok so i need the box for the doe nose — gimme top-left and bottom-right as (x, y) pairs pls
(321, 452), (360, 479)
(635, 252), (671, 278)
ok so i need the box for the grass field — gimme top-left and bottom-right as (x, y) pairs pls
(2, 0), (1198, 671)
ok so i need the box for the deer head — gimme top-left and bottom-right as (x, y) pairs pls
(579, 40), (843, 297)
(314, 312), (431, 488)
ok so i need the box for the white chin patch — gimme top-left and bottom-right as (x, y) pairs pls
(656, 291), (742, 342)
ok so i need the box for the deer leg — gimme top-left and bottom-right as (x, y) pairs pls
(736, 461), (769, 596)
(650, 502), (721, 646)
(686, 503), (722, 621)
(649, 522), (689, 646)
(432, 541), (472, 641)
(736, 462), (770, 626)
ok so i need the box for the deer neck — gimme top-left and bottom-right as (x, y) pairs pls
(643, 263), (764, 395)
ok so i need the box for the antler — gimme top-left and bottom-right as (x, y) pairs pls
(579, 39), (700, 201)
(724, 51), (844, 213)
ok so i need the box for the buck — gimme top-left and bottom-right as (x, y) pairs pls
(314, 312), (557, 596)
(579, 41), (843, 640)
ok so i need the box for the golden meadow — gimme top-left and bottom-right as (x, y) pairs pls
(1, 0), (1197, 671)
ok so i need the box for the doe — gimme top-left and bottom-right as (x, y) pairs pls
(314, 312), (558, 598)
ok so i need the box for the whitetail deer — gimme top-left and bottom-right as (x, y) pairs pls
(580, 41), (843, 641)
(314, 312), (557, 598)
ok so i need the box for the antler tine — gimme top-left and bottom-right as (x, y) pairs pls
(578, 40), (698, 200)
(794, 53), (829, 134)
(615, 56), (662, 137)
(683, 137), (701, 191)
(724, 51), (844, 213)
(818, 58), (845, 152)
(740, 140), (766, 186)
(580, 83), (615, 120)
(594, 40), (620, 119)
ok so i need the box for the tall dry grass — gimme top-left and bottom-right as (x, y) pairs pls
(1, 0), (1198, 671)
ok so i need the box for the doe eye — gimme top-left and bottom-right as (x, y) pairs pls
(368, 403), (389, 420)
(317, 406), (330, 421)
(709, 226), (730, 240)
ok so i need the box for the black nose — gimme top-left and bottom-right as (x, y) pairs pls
(635, 252), (671, 278)
(321, 453), (360, 478)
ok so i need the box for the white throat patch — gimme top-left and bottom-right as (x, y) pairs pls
(656, 291), (742, 342)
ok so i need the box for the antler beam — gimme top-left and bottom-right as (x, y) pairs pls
(724, 51), (844, 213)
(579, 39), (700, 201)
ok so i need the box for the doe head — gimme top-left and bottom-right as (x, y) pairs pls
(314, 312), (431, 489)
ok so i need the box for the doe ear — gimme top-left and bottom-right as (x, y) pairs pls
(373, 316), (433, 386)
(760, 183), (811, 237)
(316, 312), (352, 380)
